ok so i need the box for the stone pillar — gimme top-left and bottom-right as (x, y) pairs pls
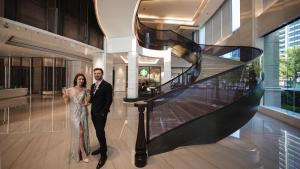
(105, 53), (113, 85)
(69, 60), (81, 87)
(127, 51), (138, 98)
(92, 39), (113, 85)
(263, 31), (281, 107)
(93, 52), (105, 81)
(114, 64), (126, 92)
(67, 60), (93, 87)
(92, 54), (111, 85)
(162, 48), (172, 83)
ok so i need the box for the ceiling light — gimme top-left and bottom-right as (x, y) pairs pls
(138, 14), (159, 19)
(120, 55), (128, 63)
(84, 48), (88, 55)
(178, 25), (199, 30)
(120, 55), (159, 64)
(163, 20), (194, 25)
(139, 58), (159, 64)
(162, 17), (193, 22)
(139, 15), (193, 22)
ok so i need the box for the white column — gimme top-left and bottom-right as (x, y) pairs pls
(162, 48), (172, 83)
(93, 52), (104, 84)
(127, 51), (138, 98)
(93, 52), (104, 69)
(93, 38), (113, 85)
(93, 52), (113, 85)
(105, 54), (113, 85)
(263, 31), (281, 107)
(69, 61), (81, 87)
(114, 64), (126, 92)
(81, 62), (93, 87)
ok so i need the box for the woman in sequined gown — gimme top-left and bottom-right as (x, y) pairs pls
(63, 73), (90, 163)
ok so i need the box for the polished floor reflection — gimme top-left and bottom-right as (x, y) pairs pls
(0, 93), (300, 169)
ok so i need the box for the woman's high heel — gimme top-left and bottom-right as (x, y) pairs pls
(83, 157), (89, 163)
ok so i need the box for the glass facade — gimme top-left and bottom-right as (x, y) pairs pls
(279, 19), (300, 55)
(197, 1), (300, 118)
(0, 56), (66, 95)
(264, 18), (300, 116)
(0, 57), (8, 89)
(10, 57), (31, 89)
(232, 0), (240, 32)
(199, 0), (240, 44)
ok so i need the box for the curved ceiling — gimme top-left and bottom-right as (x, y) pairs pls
(94, 0), (140, 38)
(138, 0), (208, 26)
(138, 0), (224, 30)
(94, 0), (224, 39)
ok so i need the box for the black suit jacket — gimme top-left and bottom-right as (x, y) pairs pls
(90, 80), (113, 116)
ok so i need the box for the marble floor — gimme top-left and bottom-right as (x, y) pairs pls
(0, 92), (300, 169)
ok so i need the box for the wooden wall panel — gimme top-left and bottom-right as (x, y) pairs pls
(4, 0), (104, 49)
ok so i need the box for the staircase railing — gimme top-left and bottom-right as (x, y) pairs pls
(135, 17), (202, 96)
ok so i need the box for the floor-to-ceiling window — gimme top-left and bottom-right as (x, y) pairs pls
(42, 58), (54, 94)
(10, 57), (22, 88)
(54, 58), (66, 93)
(0, 56), (67, 95)
(42, 58), (67, 94)
(0, 57), (7, 89)
(10, 57), (30, 88)
(32, 58), (42, 94)
(263, 18), (300, 117)
(199, 0), (239, 44)
(231, 0), (240, 32)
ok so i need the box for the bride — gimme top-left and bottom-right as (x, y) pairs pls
(63, 73), (90, 162)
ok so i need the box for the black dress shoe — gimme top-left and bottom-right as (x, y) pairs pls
(96, 156), (107, 169)
(92, 148), (101, 155)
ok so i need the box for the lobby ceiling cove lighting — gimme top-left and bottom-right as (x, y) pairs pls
(139, 15), (194, 25)
(163, 20), (194, 25)
(120, 55), (159, 64)
(120, 55), (128, 63)
(139, 15), (193, 21)
(138, 14), (160, 19)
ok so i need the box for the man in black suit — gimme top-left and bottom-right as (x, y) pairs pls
(90, 68), (112, 169)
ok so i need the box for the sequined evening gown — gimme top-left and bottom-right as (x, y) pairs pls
(68, 89), (90, 161)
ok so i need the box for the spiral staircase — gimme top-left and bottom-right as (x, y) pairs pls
(133, 16), (264, 167)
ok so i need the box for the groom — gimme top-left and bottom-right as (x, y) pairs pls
(90, 68), (112, 169)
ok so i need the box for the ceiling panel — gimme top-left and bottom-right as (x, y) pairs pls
(139, 0), (204, 19)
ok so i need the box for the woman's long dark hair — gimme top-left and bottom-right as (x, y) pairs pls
(73, 73), (87, 87)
